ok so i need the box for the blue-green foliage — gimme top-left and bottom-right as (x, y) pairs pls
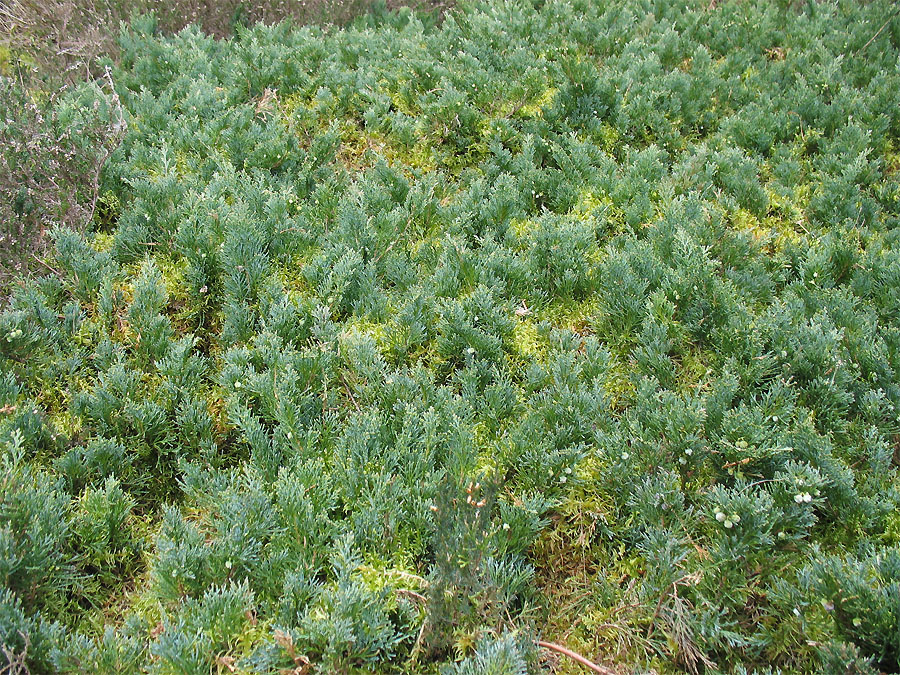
(444, 631), (534, 675)
(2, 0), (900, 672)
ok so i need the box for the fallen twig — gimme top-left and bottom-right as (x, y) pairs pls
(395, 588), (427, 604)
(536, 640), (619, 675)
(31, 253), (62, 277)
(853, 8), (899, 57)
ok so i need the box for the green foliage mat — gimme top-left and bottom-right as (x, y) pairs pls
(2, 1), (900, 672)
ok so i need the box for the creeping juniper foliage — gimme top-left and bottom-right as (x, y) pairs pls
(2, 0), (900, 672)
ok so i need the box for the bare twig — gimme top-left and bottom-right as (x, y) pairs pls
(853, 8), (900, 57)
(721, 457), (752, 470)
(85, 66), (127, 227)
(339, 374), (361, 412)
(395, 588), (427, 604)
(372, 214), (414, 265)
(536, 640), (619, 675)
(30, 253), (62, 277)
(0, 630), (31, 675)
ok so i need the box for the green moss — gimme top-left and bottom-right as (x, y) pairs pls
(517, 86), (557, 119)
(0, 45), (11, 76)
(538, 297), (601, 333)
(510, 318), (542, 362)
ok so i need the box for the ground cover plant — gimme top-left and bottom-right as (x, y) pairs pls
(1, 0), (900, 672)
